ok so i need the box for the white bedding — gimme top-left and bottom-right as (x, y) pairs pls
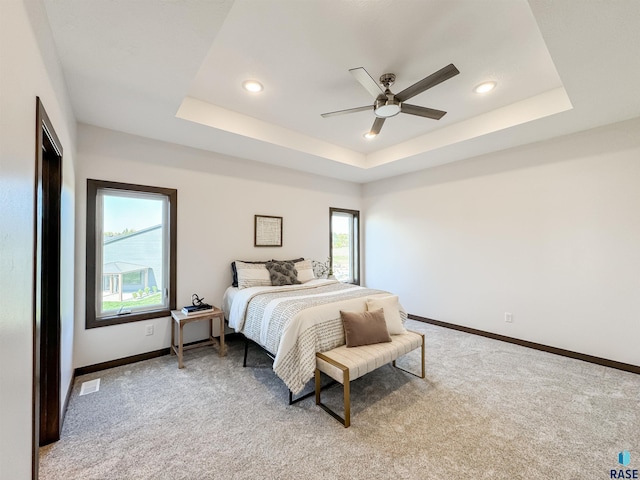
(222, 279), (405, 394)
(224, 278), (336, 331)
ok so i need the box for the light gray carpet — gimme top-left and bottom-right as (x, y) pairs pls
(40, 321), (640, 479)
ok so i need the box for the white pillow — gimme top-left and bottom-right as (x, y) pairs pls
(366, 295), (407, 334)
(235, 261), (271, 289)
(295, 259), (315, 283)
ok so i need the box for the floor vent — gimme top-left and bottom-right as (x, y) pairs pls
(79, 378), (100, 396)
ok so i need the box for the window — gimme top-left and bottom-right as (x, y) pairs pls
(86, 180), (177, 328)
(330, 207), (360, 284)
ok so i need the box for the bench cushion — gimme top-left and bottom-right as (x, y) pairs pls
(316, 331), (423, 383)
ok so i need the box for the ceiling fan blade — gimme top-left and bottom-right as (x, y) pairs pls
(349, 67), (385, 99)
(321, 105), (373, 118)
(395, 64), (460, 102)
(401, 103), (447, 120)
(370, 117), (385, 135)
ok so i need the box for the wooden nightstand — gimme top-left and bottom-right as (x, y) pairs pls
(170, 308), (226, 368)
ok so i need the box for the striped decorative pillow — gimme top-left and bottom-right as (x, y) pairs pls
(231, 258), (304, 286)
(235, 261), (271, 289)
(231, 260), (266, 287)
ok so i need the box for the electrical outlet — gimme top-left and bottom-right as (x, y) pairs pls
(504, 312), (513, 323)
(145, 324), (154, 336)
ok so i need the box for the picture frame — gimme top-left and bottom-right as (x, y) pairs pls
(254, 215), (283, 247)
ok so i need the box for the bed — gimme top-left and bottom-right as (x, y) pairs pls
(223, 277), (406, 395)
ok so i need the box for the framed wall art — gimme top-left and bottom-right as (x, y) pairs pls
(254, 215), (283, 247)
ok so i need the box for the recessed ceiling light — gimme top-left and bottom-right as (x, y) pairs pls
(242, 80), (263, 93)
(474, 81), (497, 94)
(363, 132), (377, 140)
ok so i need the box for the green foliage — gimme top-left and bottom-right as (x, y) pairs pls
(332, 233), (349, 248)
(103, 292), (162, 311)
(103, 227), (137, 238)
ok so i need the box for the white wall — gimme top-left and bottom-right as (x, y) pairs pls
(74, 124), (361, 368)
(0, 0), (76, 477)
(363, 116), (640, 367)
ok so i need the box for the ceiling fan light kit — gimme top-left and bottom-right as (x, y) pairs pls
(321, 64), (460, 136)
(374, 98), (401, 118)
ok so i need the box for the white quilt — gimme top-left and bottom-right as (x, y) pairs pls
(224, 279), (406, 394)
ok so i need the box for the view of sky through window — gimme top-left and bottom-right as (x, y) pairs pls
(103, 195), (163, 234)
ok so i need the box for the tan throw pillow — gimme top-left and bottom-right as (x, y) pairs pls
(366, 295), (407, 334)
(340, 308), (392, 348)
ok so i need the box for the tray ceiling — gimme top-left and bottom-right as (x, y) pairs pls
(43, 0), (640, 182)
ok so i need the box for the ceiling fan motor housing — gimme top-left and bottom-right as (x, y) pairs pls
(379, 73), (396, 88)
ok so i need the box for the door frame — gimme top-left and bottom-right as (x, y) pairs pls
(32, 97), (63, 477)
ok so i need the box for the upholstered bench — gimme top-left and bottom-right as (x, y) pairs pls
(315, 330), (425, 427)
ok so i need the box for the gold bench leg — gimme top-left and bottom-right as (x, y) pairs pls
(315, 369), (321, 405)
(392, 332), (425, 379)
(343, 369), (350, 428)
(421, 334), (425, 378)
(316, 353), (351, 428)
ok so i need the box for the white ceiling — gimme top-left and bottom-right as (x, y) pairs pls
(43, 0), (640, 183)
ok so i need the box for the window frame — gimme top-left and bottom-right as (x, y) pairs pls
(329, 207), (360, 285)
(86, 179), (177, 328)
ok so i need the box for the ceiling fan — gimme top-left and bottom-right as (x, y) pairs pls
(321, 64), (460, 136)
